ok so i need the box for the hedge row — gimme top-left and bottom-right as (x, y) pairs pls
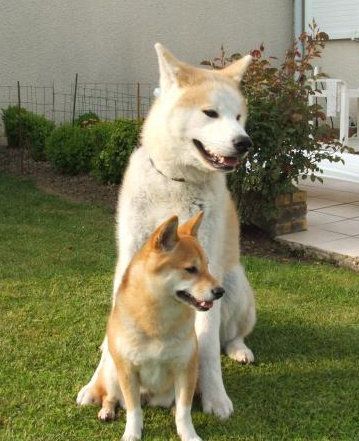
(1, 106), (141, 183)
(1, 106), (55, 161)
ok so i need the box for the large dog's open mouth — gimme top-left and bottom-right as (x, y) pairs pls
(192, 139), (240, 171)
(176, 290), (213, 312)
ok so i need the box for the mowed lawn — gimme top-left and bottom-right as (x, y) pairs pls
(0, 173), (358, 441)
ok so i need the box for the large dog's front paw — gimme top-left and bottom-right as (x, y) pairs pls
(121, 435), (141, 441)
(180, 436), (203, 441)
(226, 339), (254, 364)
(202, 389), (233, 420)
(76, 383), (101, 406)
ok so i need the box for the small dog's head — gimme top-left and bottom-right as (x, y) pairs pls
(143, 212), (224, 312)
(143, 43), (252, 174)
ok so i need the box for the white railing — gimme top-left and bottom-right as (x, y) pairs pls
(308, 78), (359, 151)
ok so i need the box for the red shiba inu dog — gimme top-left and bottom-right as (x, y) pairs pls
(98, 212), (223, 441)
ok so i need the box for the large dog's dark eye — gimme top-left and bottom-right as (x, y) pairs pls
(185, 266), (198, 274)
(236, 114), (241, 121)
(203, 109), (219, 118)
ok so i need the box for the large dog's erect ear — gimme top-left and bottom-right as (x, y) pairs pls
(178, 211), (204, 237)
(152, 215), (179, 251)
(155, 43), (185, 92)
(219, 54), (252, 82)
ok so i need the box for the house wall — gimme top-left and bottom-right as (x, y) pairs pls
(315, 40), (359, 89)
(0, 0), (293, 87)
(314, 40), (359, 126)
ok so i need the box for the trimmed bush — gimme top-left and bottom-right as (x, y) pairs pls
(20, 112), (55, 161)
(45, 124), (98, 174)
(1, 106), (55, 160)
(92, 119), (141, 184)
(74, 112), (100, 127)
(1, 106), (27, 148)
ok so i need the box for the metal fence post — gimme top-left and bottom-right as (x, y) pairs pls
(72, 73), (78, 125)
(136, 82), (141, 121)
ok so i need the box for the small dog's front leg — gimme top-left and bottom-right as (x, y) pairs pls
(116, 361), (143, 441)
(174, 350), (202, 441)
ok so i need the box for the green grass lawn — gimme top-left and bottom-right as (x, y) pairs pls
(1, 173), (358, 441)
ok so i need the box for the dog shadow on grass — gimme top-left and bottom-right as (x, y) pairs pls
(209, 312), (358, 440)
(76, 313), (357, 440)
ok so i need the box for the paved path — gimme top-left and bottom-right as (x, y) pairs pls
(277, 177), (359, 264)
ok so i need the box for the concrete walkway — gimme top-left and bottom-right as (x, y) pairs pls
(277, 177), (359, 265)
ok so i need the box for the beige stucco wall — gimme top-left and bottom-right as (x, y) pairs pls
(0, 0), (293, 87)
(315, 40), (359, 88)
(314, 40), (359, 124)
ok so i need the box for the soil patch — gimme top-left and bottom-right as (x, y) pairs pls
(0, 144), (315, 264)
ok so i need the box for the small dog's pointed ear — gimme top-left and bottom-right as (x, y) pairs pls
(219, 54), (252, 82)
(155, 43), (183, 92)
(152, 215), (179, 251)
(178, 211), (204, 237)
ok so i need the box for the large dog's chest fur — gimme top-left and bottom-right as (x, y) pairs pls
(117, 148), (229, 272)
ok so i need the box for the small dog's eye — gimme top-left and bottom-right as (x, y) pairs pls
(185, 266), (198, 274)
(203, 109), (219, 118)
(236, 114), (241, 121)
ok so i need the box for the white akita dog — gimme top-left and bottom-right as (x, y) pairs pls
(77, 43), (256, 420)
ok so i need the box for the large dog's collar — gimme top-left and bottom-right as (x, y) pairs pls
(149, 157), (185, 183)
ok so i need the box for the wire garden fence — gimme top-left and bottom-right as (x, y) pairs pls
(0, 75), (154, 129)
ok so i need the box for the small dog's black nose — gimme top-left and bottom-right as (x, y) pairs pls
(232, 136), (252, 153)
(212, 286), (225, 299)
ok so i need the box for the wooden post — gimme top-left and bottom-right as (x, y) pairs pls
(17, 81), (21, 109)
(72, 73), (78, 126)
(16, 81), (24, 173)
(52, 81), (55, 122)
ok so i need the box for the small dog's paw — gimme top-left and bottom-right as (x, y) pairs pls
(98, 407), (116, 422)
(202, 390), (233, 420)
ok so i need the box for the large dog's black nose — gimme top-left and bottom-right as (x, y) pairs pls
(212, 286), (225, 299)
(232, 135), (252, 153)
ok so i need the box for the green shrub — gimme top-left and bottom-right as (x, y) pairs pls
(1, 106), (27, 148)
(202, 21), (347, 228)
(92, 119), (141, 184)
(1, 106), (55, 160)
(45, 124), (98, 174)
(88, 121), (113, 150)
(74, 112), (100, 127)
(20, 112), (55, 161)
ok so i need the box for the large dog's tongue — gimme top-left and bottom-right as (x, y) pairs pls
(222, 156), (239, 167)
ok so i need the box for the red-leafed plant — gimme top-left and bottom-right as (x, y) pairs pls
(201, 21), (348, 227)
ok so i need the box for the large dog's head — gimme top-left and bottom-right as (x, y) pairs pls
(142, 43), (252, 176)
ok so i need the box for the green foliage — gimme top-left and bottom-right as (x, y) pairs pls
(1, 106), (55, 160)
(202, 21), (348, 225)
(45, 124), (98, 174)
(44, 119), (140, 180)
(1, 105), (28, 148)
(1, 173), (358, 440)
(20, 111), (55, 161)
(74, 111), (100, 127)
(92, 119), (141, 184)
